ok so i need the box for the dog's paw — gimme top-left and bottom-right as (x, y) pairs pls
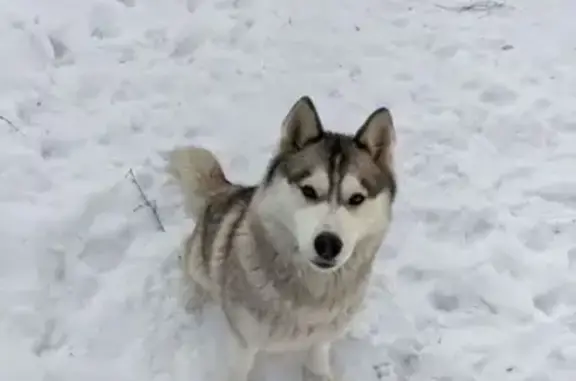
(302, 366), (334, 381)
(182, 284), (211, 322)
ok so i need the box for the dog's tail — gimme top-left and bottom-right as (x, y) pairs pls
(167, 146), (231, 218)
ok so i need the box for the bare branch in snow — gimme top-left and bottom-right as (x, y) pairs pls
(0, 115), (20, 132)
(436, 1), (506, 13)
(126, 168), (165, 232)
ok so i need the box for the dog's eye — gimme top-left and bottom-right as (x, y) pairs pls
(300, 185), (318, 200)
(348, 193), (365, 206)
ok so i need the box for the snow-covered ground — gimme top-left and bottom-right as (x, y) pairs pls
(2, 0), (576, 379)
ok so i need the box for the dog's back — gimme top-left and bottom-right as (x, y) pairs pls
(167, 146), (255, 296)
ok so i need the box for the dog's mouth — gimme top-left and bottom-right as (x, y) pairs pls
(311, 258), (337, 270)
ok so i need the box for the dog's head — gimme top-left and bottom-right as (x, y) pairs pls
(254, 96), (397, 272)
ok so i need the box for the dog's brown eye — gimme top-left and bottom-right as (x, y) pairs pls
(300, 185), (318, 200)
(348, 193), (365, 206)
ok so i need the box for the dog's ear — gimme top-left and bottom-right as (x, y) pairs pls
(354, 107), (395, 168)
(279, 96), (324, 152)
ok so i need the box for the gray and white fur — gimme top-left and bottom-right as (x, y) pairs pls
(167, 96), (397, 381)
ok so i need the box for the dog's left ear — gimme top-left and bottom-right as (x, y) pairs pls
(279, 96), (324, 152)
(354, 107), (396, 168)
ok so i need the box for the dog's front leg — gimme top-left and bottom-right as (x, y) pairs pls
(303, 342), (333, 381)
(225, 339), (257, 381)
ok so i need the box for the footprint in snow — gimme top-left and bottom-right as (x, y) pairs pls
(478, 84), (518, 107)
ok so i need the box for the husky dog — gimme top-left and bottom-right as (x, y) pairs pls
(168, 96), (397, 381)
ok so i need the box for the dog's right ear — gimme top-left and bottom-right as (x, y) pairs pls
(279, 96), (324, 152)
(354, 107), (395, 169)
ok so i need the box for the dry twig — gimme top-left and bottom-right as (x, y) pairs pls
(0, 115), (20, 132)
(126, 169), (165, 232)
(436, 1), (506, 13)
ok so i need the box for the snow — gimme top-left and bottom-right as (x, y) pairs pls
(2, 0), (576, 379)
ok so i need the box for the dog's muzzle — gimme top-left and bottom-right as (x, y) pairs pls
(311, 232), (342, 269)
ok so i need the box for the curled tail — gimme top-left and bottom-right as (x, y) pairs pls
(167, 146), (230, 218)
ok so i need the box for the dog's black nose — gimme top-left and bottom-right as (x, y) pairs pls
(314, 232), (343, 260)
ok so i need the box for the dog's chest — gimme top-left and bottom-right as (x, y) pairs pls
(250, 297), (363, 351)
